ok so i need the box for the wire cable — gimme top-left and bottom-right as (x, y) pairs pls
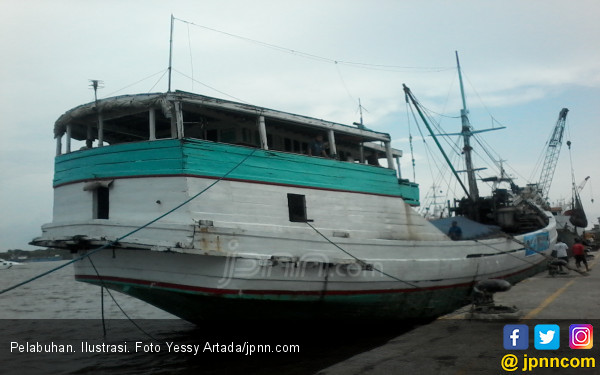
(305, 222), (421, 289)
(0, 148), (258, 296)
(172, 68), (250, 104)
(334, 62), (356, 105)
(103, 69), (169, 97)
(147, 69), (169, 92)
(187, 22), (195, 92)
(173, 17), (452, 73)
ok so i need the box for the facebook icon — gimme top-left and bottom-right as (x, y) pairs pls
(503, 324), (529, 350)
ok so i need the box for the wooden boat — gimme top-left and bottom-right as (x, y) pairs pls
(31, 79), (556, 320)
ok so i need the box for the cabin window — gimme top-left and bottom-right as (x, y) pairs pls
(242, 128), (251, 143)
(206, 129), (218, 142)
(221, 129), (237, 144)
(287, 194), (307, 222)
(155, 119), (173, 140)
(94, 187), (110, 219)
(284, 138), (292, 152)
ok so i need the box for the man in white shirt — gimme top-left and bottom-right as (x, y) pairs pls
(553, 240), (569, 272)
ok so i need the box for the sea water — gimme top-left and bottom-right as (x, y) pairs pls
(0, 261), (410, 374)
(0, 260), (175, 320)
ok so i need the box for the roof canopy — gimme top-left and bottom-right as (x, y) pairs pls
(54, 91), (392, 145)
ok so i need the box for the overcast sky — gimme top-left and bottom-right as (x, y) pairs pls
(1, 0), (599, 251)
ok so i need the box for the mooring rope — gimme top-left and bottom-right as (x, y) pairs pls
(0, 147), (257, 296)
(305, 221), (422, 289)
(87, 255), (160, 341)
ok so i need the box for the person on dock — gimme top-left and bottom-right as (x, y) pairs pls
(572, 238), (589, 272)
(448, 221), (462, 241)
(553, 240), (569, 272)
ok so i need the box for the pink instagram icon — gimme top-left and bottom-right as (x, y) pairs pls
(569, 324), (593, 349)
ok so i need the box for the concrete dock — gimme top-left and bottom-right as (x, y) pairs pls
(317, 255), (600, 374)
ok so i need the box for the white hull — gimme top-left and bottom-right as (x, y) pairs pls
(1, 259), (23, 270)
(32, 91), (557, 320)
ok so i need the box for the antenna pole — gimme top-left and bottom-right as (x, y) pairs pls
(89, 79), (104, 147)
(359, 98), (364, 126)
(168, 14), (174, 92)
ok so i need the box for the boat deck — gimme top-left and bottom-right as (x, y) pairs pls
(430, 216), (503, 240)
(318, 252), (600, 374)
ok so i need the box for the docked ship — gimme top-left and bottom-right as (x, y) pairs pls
(31, 58), (556, 321)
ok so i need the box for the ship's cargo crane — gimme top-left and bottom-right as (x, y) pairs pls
(538, 108), (569, 200)
(576, 176), (593, 204)
(577, 176), (590, 193)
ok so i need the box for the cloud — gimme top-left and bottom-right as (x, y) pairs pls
(2, 1), (600, 250)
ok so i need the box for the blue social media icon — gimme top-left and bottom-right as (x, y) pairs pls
(534, 324), (560, 350)
(504, 324), (529, 350)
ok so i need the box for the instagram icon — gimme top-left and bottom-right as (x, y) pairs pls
(569, 324), (593, 349)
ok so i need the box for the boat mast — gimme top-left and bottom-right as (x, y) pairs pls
(168, 14), (174, 92)
(403, 84), (472, 200)
(455, 51), (479, 201)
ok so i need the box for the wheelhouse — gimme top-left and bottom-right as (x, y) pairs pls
(54, 91), (404, 176)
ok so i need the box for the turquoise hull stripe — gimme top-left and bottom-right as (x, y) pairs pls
(74, 260), (547, 320)
(77, 276), (471, 319)
(54, 139), (419, 204)
(77, 275), (469, 306)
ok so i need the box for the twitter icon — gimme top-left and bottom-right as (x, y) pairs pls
(535, 324), (560, 350)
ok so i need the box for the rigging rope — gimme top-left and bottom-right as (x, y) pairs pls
(407, 100), (457, 215)
(305, 222), (421, 289)
(334, 61), (357, 106)
(187, 22), (195, 92)
(172, 68), (250, 104)
(406, 100), (416, 182)
(405, 79), (532, 206)
(148, 69), (169, 93)
(173, 17), (453, 73)
(567, 140), (577, 195)
(408, 98), (467, 212)
(103, 69), (168, 97)
(0, 148), (258, 296)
